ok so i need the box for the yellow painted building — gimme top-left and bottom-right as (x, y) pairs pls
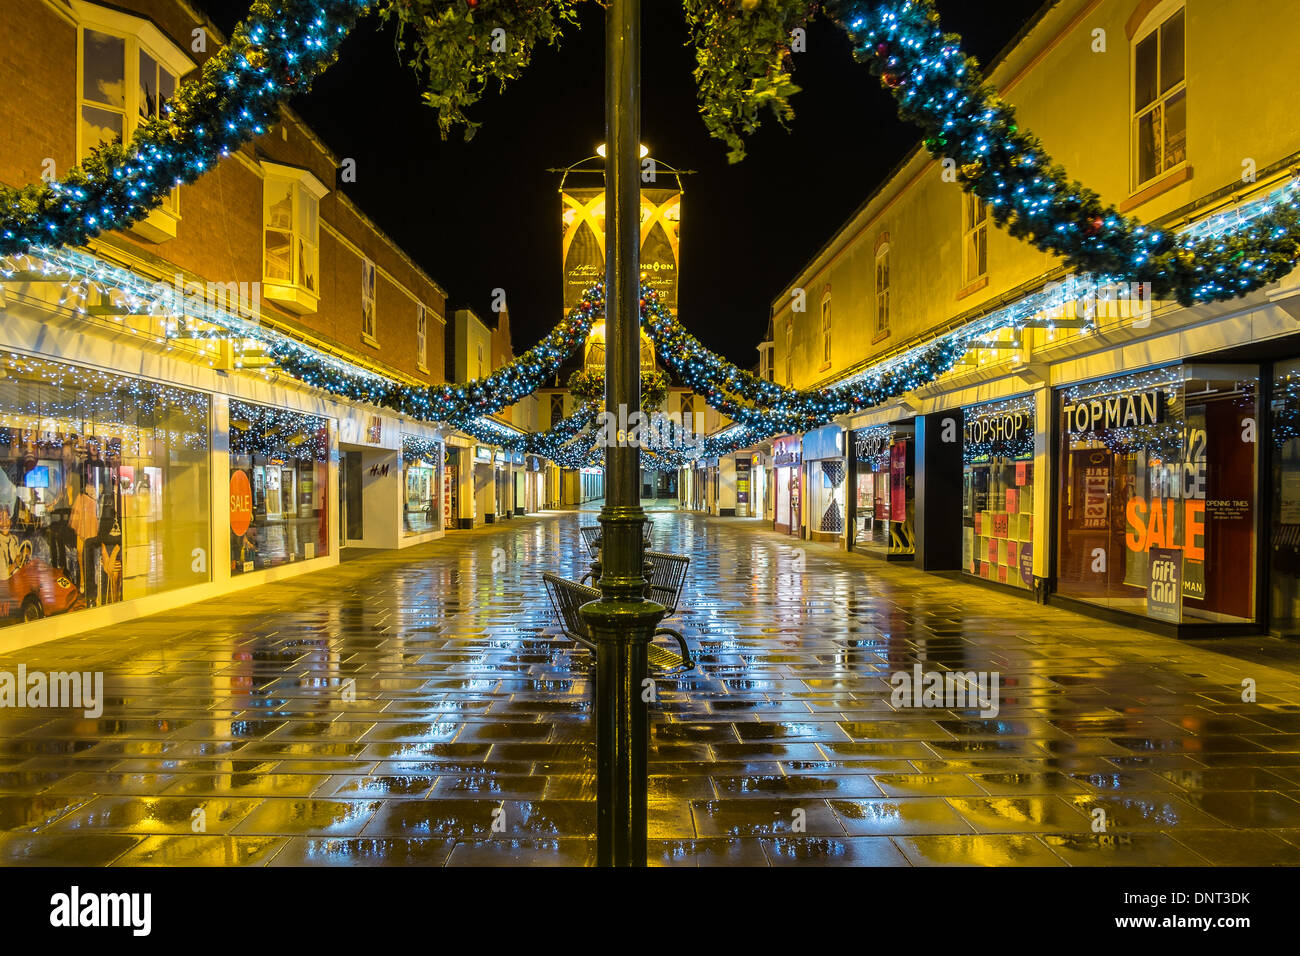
(765, 0), (1300, 635)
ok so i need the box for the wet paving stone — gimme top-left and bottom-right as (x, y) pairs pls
(893, 833), (1064, 867)
(3, 507), (1300, 864)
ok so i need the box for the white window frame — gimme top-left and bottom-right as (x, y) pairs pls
(73, 0), (195, 241)
(875, 243), (891, 335)
(962, 194), (989, 286)
(1130, 2), (1187, 191)
(820, 291), (832, 367)
(785, 318), (794, 386)
(260, 160), (328, 315)
(360, 258), (377, 343)
(416, 304), (428, 372)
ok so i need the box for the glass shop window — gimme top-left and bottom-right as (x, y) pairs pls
(0, 354), (210, 627)
(1056, 365), (1257, 624)
(229, 401), (330, 574)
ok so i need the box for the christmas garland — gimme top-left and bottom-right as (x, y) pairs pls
(640, 286), (969, 431)
(826, 0), (1300, 306)
(567, 367), (669, 412)
(0, 0), (369, 255)
(456, 399), (599, 456)
(683, 0), (818, 163)
(380, 0), (584, 141)
(262, 285), (601, 423)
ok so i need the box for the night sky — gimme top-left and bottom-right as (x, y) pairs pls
(200, 1), (1047, 368)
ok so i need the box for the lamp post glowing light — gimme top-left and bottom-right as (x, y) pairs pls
(595, 142), (649, 159)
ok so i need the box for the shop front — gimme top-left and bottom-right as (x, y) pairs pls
(229, 399), (330, 575)
(400, 434), (442, 538)
(849, 422), (914, 558)
(772, 436), (801, 536)
(1055, 364), (1258, 628)
(0, 353), (211, 629)
(734, 454), (754, 518)
(961, 396), (1036, 590)
(511, 450), (526, 515)
(803, 425), (845, 545)
(473, 444), (494, 523)
(442, 446), (461, 530)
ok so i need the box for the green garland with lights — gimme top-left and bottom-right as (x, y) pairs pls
(2, 0), (1299, 464)
(0, 0), (368, 255)
(567, 367), (668, 412)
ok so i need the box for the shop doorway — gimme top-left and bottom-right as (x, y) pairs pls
(339, 451), (364, 545)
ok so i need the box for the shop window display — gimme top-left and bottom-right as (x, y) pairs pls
(0, 353), (210, 627)
(963, 396), (1035, 589)
(401, 435), (441, 536)
(229, 400), (329, 574)
(1057, 365), (1258, 624)
(852, 424), (914, 555)
(1270, 360), (1300, 634)
(810, 459), (845, 536)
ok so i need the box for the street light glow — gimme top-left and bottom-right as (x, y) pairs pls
(595, 142), (649, 159)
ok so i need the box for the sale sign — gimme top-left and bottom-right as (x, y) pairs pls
(230, 470), (253, 536)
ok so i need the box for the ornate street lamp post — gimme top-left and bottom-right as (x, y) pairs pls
(579, 0), (662, 867)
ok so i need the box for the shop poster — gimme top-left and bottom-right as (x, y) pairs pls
(1148, 547), (1183, 623)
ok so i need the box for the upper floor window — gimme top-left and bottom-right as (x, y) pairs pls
(74, 1), (195, 241)
(260, 161), (327, 314)
(875, 244), (891, 335)
(765, 345), (775, 382)
(550, 393), (565, 424)
(785, 318), (794, 386)
(477, 343), (485, 379)
(416, 305), (428, 371)
(360, 259), (377, 342)
(963, 194), (988, 285)
(1133, 6), (1186, 188)
(820, 293), (832, 367)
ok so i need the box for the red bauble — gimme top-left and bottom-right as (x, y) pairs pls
(1085, 216), (1104, 235)
(882, 73), (902, 88)
(875, 42), (889, 57)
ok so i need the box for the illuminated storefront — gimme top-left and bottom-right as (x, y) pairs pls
(0, 353), (210, 627)
(850, 422), (914, 558)
(963, 396), (1035, 589)
(1055, 365), (1258, 625)
(401, 434), (442, 537)
(803, 424), (845, 544)
(772, 435), (801, 536)
(229, 400), (330, 574)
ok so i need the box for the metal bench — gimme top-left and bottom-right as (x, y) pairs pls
(542, 571), (693, 672)
(579, 525), (603, 560)
(644, 550), (688, 616)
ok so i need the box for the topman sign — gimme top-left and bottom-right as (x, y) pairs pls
(1064, 390), (1165, 434)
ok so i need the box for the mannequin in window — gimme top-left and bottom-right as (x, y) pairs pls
(0, 507), (25, 579)
(69, 472), (99, 605)
(96, 476), (124, 605)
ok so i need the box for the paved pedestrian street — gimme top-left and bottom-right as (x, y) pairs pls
(2, 505), (1300, 867)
